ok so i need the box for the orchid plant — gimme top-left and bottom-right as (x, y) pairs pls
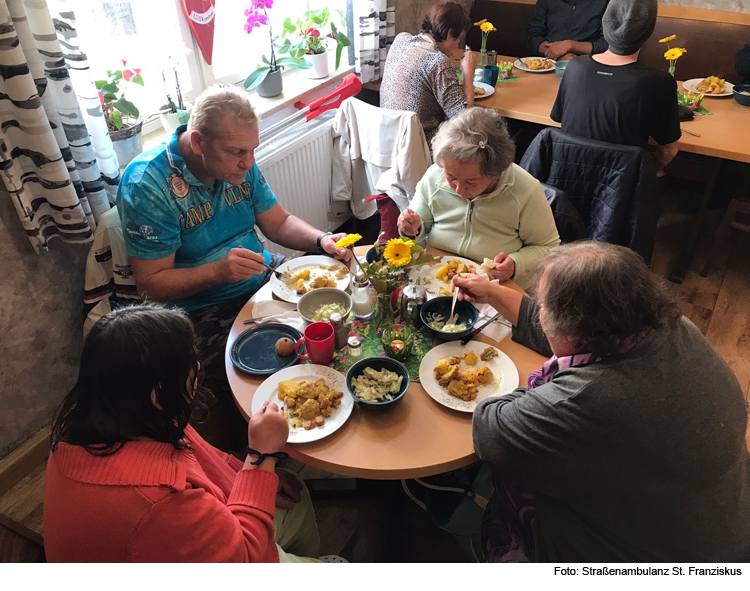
(243, 0), (311, 91)
(280, 7), (350, 70)
(95, 60), (143, 132)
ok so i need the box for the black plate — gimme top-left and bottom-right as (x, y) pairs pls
(230, 323), (303, 375)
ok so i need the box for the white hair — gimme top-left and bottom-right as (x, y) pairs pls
(188, 85), (257, 138)
(431, 107), (516, 180)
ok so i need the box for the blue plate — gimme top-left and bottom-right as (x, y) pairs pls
(230, 323), (303, 375)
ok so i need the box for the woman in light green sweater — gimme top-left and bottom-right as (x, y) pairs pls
(398, 108), (560, 288)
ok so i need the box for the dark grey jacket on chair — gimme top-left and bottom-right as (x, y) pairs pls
(540, 183), (587, 244)
(521, 129), (659, 263)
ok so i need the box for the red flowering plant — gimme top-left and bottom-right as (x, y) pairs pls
(280, 7), (350, 70)
(243, 0), (312, 91)
(95, 60), (144, 132)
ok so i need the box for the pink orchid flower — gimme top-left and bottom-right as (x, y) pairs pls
(250, 0), (273, 9)
(244, 9), (267, 33)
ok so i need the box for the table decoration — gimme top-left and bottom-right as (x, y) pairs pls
(474, 19), (496, 68)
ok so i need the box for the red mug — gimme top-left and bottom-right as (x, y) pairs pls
(295, 322), (335, 365)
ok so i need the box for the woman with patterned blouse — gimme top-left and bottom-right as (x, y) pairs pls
(380, 1), (477, 144)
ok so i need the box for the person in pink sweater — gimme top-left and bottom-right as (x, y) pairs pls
(44, 304), (321, 562)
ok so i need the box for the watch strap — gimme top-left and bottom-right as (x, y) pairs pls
(316, 232), (332, 252)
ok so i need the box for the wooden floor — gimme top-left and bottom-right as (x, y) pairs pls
(2, 187), (749, 561)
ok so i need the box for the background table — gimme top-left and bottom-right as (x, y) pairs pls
(226, 248), (547, 480)
(481, 55), (750, 164)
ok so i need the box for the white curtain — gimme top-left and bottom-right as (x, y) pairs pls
(354, 0), (394, 83)
(0, 0), (119, 253)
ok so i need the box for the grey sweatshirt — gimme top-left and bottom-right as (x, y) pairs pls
(527, 0), (610, 56)
(473, 296), (750, 562)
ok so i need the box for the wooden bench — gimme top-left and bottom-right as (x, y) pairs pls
(466, 0), (750, 83)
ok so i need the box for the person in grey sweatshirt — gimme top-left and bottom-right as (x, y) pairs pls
(453, 241), (750, 562)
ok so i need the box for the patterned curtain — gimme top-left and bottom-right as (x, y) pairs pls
(353, 0), (394, 83)
(0, 0), (119, 253)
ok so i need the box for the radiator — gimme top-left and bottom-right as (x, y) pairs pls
(256, 112), (350, 259)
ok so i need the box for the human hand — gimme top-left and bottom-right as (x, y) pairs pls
(558, 52), (577, 61)
(488, 252), (515, 282)
(461, 49), (479, 76)
(544, 40), (574, 60)
(247, 401), (289, 455)
(275, 470), (303, 510)
(321, 233), (352, 261)
(397, 208), (422, 237)
(451, 273), (499, 305)
(218, 248), (267, 283)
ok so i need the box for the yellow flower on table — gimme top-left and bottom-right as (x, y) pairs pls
(474, 19), (487, 26)
(335, 233), (362, 249)
(659, 34), (677, 44)
(480, 22), (496, 33)
(383, 238), (413, 267)
(664, 47), (687, 61)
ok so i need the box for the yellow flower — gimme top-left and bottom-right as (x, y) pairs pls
(659, 34), (677, 43)
(334, 233), (362, 249)
(664, 47), (687, 61)
(474, 19), (487, 26)
(480, 22), (496, 33)
(383, 238), (412, 267)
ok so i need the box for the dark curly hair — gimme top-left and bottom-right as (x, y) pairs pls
(534, 242), (683, 358)
(421, 1), (471, 43)
(51, 303), (209, 455)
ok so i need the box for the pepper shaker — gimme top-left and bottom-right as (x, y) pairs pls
(329, 313), (349, 350)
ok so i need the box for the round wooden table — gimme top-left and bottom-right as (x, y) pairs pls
(226, 248), (546, 479)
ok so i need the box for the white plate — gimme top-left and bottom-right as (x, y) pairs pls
(408, 255), (480, 300)
(419, 341), (520, 413)
(270, 255), (351, 304)
(514, 57), (556, 73)
(682, 78), (734, 97)
(251, 364), (353, 444)
(473, 82), (495, 100)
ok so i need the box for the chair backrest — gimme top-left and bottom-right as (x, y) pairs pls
(466, 0), (749, 83)
(520, 128), (659, 262)
(540, 183), (587, 244)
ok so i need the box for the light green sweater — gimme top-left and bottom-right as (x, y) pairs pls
(408, 163), (560, 288)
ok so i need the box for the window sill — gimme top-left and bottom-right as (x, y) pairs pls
(141, 65), (356, 153)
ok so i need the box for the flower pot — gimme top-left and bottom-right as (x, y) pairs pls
(257, 68), (283, 98)
(305, 51), (329, 79)
(159, 110), (181, 135)
(110, 119), (143, 168)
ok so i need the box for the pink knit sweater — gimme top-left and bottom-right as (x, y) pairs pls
(44, 426), (279, 562)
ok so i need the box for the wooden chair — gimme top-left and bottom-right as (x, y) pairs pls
(701, 183), (750, 277)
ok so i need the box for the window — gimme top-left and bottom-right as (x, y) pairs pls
(71, 0), (200, 122)
(69, 0), (350, 127)
(205, 0), (348, 86)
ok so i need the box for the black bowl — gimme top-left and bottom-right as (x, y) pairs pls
(420, 296), (479, 341)
(365, 246), (386, 263)
(346, 357), (410, 410)
(733, 84), (750, 107)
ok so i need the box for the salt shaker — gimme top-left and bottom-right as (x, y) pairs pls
(347, 336), (363, 362)
(329, 313), (349, 350)
(351, 275), (377, 319)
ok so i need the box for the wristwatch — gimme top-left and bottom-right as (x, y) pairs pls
(316, 231), (332, 253)
(246, 446), (289, 466)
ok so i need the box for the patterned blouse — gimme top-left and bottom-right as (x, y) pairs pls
(380, 33), (467, 145)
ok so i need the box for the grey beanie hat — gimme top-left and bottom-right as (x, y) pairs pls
(602, 0), (659, 55)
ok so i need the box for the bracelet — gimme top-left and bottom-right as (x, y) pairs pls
(246, 447), (289, 466)
(316, 232), (332, 252)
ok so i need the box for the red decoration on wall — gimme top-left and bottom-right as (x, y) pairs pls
(182, 0), (216, 65)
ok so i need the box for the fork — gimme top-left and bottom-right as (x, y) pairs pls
(263, 262), (293, 284)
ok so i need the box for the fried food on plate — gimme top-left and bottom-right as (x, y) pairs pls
(523, 58), (554, 70)
(277, 378), (344, 430)
(434, 355), (494, 401)
(696, 76), (726, 94)
(435, 258), (475, 283)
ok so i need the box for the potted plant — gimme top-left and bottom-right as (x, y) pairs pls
(280, 8), (350, 80)
(243, 0), (311, 97)
(95, 60), (144, 167)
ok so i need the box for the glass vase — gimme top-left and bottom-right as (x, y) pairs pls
(479, 49), (488, 68)
(373, 292), (395, 329)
